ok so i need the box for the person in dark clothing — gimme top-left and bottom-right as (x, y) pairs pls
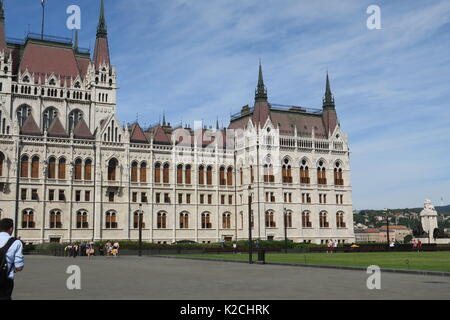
(0, 219), (24, 300)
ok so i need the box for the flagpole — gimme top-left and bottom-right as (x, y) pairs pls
(41, 0), (45, 39)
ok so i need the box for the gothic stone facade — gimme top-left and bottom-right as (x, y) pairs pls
(0, 1), (354, 244)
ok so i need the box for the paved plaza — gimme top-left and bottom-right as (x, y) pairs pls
(12, 255), (450, 300)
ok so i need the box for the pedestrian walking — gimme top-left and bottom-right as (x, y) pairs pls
(412, 239), (417, 251)
(0, 219), (24, 301)
(112, 241), (120, 257)
(86, 241), (95, 259)
(327, 239), (333, 254)
(72, 243), (79, 258)
(418, 240), (423, 252)
(233, 242), (237, 254)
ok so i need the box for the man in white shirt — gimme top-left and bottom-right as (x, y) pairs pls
(0, 219), (24, 300)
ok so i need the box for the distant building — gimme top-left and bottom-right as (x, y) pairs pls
(354, 225), (412, 243)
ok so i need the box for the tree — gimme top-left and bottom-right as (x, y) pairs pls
(403, 234), (413, 244)
(433, 228), (441, 240)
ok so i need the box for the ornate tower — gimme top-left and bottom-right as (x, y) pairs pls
(322, 72), (338, 136)
(91, 0), (117, 129)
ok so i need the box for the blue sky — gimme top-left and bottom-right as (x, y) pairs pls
(5, 0), (450, 210)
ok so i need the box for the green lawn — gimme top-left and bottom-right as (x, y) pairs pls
(172, 251), (450, 272)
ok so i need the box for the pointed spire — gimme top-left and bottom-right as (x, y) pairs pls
(323, 72), (335, 109)
(0, 0), (5, 21)
(255, 60), (268, 102)
(216, 117), (219, 130)
(162, 112), (166, 126)
(97, 0), (107, 38)
(73, 30), (79, 51)
(94, 0), (110, 69)
(0, 0), (6, 53)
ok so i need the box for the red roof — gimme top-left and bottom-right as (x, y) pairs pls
(73, 118), (94, 140)
(94, 37), (110, 69)
(19, 41), (81, 85)
(47, 117), (68, 138)
(20, 114), (41, 136)
(129, 123), (149, 143)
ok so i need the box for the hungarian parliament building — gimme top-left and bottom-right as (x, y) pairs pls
(0, 1), (355, 244)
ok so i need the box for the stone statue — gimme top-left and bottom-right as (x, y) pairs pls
(420, 199), (438, 238)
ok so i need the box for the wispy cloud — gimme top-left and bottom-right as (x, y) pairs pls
(5, 0), (450, 209)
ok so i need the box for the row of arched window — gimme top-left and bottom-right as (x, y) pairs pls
(12, 84), (91, 101)
(19, 156), (92, 180)
(19, 209), (234, 230)
(17, 104), (84, 133)
(20, 209), (346, 230)
(268, 211), (346, 229)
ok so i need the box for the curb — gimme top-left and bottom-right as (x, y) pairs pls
(154, 255), (450, 278)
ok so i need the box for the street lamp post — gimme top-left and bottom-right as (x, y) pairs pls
(384, 208), (390, 247)
(248, 186), (253, 264)
(138, 203), (143, 257)
(284, 208), (288, 254)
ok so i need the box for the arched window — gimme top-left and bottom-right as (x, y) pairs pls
(265, 211), (276, 228)
(157, 212), (167, 229)
(219, 166), (226, 186)
(201, 213), (211, 229)
(206, 166), (213, 185)
(49, 210), (62, 229)
(131, 161), (138, 182)
(227, 167), (233, 186)
(105, 211), (118, 229)
(302, 211), (311, 228)
(20, 155), (29, 178)
(300, 159), (310, 184)
(31, 156), (39, 178)
(336, 212), (346, 228)
(68, 109), (83, 132)
(140, 162), (147, 183)
(84, 159), (92, 180)
(47, 157), (56, 179)
(239, 168), (243, 185)
(250, 165), (254, 183)
(163, 163), (170, 184)
(177, 164), (183, 184)
(22, 209), (35, 228)
(76, 211), (89, 229)
(282, 158), (292, 183)
(0, 152), (4, 176)
(284, 211), (292, 228)
(108, 158), (118, 181)
(154, 163), (161, 183)
(74, 158), (82, 180)
(320, 211), (329, 228)
(180, 212), (189, 229)
(58, 158), (66, 180)
(334, 161), (344, 186)
(317, 160), (327, 185)
(198, 165), (205, 185)
(263, 164), (274, 183)
(133, 211), (145, 229)
(42, 107), (58, 131)
(185, 165), (191, 185)
(17, 105), (31, 127)
(222, 213), (231, 229)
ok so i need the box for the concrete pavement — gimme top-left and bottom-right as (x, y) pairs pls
(12, 255), (450, 300)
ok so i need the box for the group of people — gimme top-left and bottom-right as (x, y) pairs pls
(65, 241), (120, 258)
(326, 239), (339, 253)
(64, 242), (95, 259)
(101, 241), (120, 257)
